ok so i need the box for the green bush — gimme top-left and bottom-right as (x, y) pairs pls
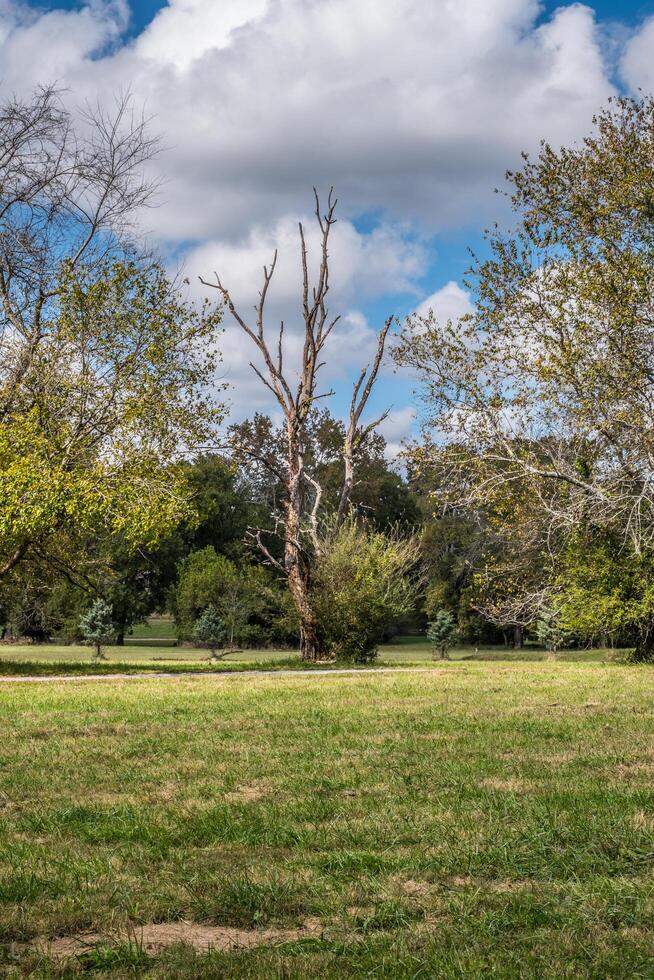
(427, 610), (457, 659)
(171, 546), (287, 648)
(79, 598), (114, 660)
(313, 519), (421, 662)
(193, 605), (227, 659)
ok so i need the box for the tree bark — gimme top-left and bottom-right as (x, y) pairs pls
(513, 624), (523, 649)
(286, 425), (321, 661)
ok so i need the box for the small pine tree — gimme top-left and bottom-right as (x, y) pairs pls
(536, 607), (574, 655)
(79, 598), (114, 660)
(427, 611), (457, 660)
(193, 605), (227, 660)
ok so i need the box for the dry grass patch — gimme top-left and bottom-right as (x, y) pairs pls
(225, 780), (272, 803)
(31, 919), (323, 959)
(632, 809), (654, 830)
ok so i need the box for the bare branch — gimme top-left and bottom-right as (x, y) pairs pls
(337, 317), (393, 527)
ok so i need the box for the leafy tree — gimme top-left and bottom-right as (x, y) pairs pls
(193, 606), (227, 660)
(0, 88), (224, 584)
(79, 599), (114, 660)
(231, 410), (418, 532)
(396, 95), (654, 659)
(312, 520), (421, 662)
(172, 547), (279, 649)
(558, 533), (654, 660)
(0, 563), (86, 643)
(427, 611), (457, 660)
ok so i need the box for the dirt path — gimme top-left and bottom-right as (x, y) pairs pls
(0, 666), (441, 684)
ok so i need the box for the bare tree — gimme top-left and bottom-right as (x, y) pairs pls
(201, 190), (392, 660)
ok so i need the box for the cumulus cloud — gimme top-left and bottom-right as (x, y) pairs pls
(415, 281), (474, 323)
(185, 216), (426, 313)
(378, 406), (417, 460)
(621, 17), (654, 93)
(0, 0), (616, 240)
(0, 0), (127, 88)
(0, 0), (642, 434)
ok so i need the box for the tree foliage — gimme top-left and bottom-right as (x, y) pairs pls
(312, 520), (421, 662)
(397, 95), (654, 659)
(0, 89), (224, 583)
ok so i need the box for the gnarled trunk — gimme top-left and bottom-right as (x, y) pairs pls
(289, 571), (321, 661)
(286, 428), (321, 661)
(207, 193), (389, 664)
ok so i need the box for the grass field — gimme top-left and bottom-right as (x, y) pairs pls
(0, 635), (617, 672)
(2, 661), (654, 976)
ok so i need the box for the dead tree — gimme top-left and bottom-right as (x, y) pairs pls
(201, 189), (391, 660)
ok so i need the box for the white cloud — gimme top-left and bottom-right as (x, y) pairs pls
(185, 215), (426, 313)
(416, 281), (474, 323)
(0, 0), (127, 89)
(0, 0), (630, 422)
(620, 17), (654, 93)
(136, 0), (268, 71)
(379, 406), (417, 459)
(2, 0), (614, 243)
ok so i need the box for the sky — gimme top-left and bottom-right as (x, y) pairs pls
(4, 0), (654, 454)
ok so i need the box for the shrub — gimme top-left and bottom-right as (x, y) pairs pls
(193, 605), (227, 659)
(79, 598), (114, 660)
(171, 546), (289, 648)
(535, 607), (574, 654)
(313, 519), (421, 662)
(427, 610), (457, 659)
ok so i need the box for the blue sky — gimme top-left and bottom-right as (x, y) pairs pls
(5, 0), (654, 447)
(33, 0), (654, 31)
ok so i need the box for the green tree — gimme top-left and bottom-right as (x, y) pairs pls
(558, 533), (654, 661)
(231, 410), (418, 533)
(193, 606), (227, 660)
(427, 611), (457, 660)
(312, 520), (421, 662)
(0, 89), (225, 584)
(172, 547), (276, 649)
(1, 259), (224, 583)
(79, 599), (114, 661)
(397, 96), (654, 656)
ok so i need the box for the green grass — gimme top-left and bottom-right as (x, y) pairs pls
(2, 662), (654, 976)
(129, 615), (177, 641)
(0, 635), (619, 674)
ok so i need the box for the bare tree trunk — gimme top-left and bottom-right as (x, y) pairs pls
(286, 425), (322, 660)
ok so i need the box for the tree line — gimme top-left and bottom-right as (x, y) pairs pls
(2, 87), (654, 660)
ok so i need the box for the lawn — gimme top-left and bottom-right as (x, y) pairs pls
(0, 635), (615, 672)
(2, 662), (654, 976)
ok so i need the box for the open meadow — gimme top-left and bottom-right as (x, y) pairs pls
(0, 635), (615, 675)
(2, 660), (654, 977)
